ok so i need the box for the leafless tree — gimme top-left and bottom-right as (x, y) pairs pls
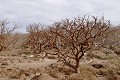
(95, 25), (120, 49)
(25, 23), (50, 54)
(48, 16), (111, 73)
(0, 20), (18, 51)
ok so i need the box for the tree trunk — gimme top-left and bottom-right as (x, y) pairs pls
(75, 51), (84, 73)
(39, 44), (42, 53)
(75, 60), (80, 73)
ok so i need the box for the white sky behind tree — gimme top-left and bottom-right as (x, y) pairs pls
(0, 0), (120, 32)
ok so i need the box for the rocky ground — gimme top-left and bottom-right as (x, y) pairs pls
(0, 48), (120, 80)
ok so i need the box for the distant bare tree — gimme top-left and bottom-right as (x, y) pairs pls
(25, 23), (49, 54)
(48, 16), (110, 73)
(95, 25), (120, 49)
(0, 20), (18, 51)
(7, 33), (24, 49)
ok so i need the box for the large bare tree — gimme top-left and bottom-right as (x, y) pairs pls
(48, 16), (111, 73)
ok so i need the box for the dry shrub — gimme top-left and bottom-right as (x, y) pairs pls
(47, 55), (56, 59)
(45, 63), (75, 79)
(68, 73), (82, 80)
(87, 53), (102, 59)
(67, 64), (97, 80)
(25, 23), (50, 54)
(106, 69), (117, 80)
(18, 49), (32, 55)
(98, 26), (120, 48)
(79, 64), (97, 79)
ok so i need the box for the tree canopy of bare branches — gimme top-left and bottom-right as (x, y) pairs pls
(48, 16), (111, 73)
(24, 16), (111, 73)
(0, 20), (18, 51)
(25, 23), (50, 54)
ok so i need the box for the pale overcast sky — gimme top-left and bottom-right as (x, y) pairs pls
(0, 0), (120, 32)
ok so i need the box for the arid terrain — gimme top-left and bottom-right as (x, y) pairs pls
(0, 16), (120, 80)
(0, 47), (120, 80)
(0, 0), (120, 79)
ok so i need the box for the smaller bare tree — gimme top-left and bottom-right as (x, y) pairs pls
(0, 20), (18, 51)
(25, 23), (50, 54)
